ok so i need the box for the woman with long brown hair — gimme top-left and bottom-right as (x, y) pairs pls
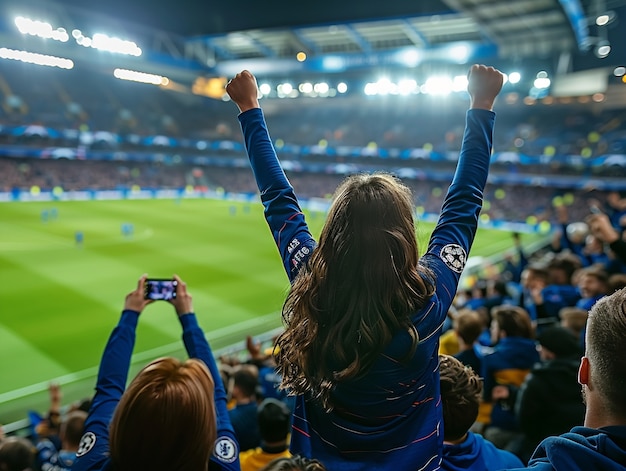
(227, 65), (503, 470)
(72, 275), (240, 471)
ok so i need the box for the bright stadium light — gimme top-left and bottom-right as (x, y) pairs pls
(299, 82), (313, 93)
(375, 78), (395, 95)
(259, 83), (271, 95)
(452, 75), (469, 92)
(0, 47), (73, 69)
(113, 68), (169, 85)
(398, 79), (417, 95)
(314, 82), (329, 94)
(508, 71), (521, 84)
(534, 71), (550, 89)
(364, 82), (378, 96)
(74, 32), (142, 56)
(337, 82), (348, 93)
(423, 76), (453, 95)
(14, 16), (69, 42)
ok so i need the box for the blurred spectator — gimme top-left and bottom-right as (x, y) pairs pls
(482, 306), (539, 449)
(514, 327), (585, 462)
(0, 437), (35, 471)
(240, 398), (292, 471)
(37, 410), (87, 471)
(559, 307), (588, 345)
(575, 267), (609, 311)
(229, 367), (261, 452)
(452, 310), (485, 375)
(439, 355), (523, 470)
(587, 212), (626, 265)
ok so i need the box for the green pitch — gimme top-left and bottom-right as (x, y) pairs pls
(0, 198), (541, 423)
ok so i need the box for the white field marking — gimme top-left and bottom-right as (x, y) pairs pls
(0, 311), (281, 403)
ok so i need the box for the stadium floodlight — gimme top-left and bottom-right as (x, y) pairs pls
(113, 68), (169, 85)
(452, 75), (469, 92)
(533, 71), (550, 89)
(447, 44), (470, 63)
(375, 78), (395, 96)
(594, 40), (611, 58)
(259, 83), (272, 95)
(364, 82), (378, 96)
(74, 31), (141, 56)
(508, 71), (521, 84)
(277, 83), (293, 97)
(397, 79), (417, 95)
(614, 66), (626, 77)
(299, 82), (313, 94)
(313, 82), (329, 94)
(0, 47), (73, 69)
(337, 82), (348, 94)
(14, 16), (69, 42)
(423, 76), (453, 95)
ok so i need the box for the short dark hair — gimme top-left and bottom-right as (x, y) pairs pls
(61, 410), (87, 448)
(233, 368), (258, 398)
(586, 288), (626, 418)
(454, 310), (483, 345)
(439, 355), (482, 441)
(492, 305), (534, 339)
(258, 398), (291, 443)
(0, 437), (35, 471)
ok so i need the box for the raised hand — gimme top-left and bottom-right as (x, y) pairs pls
(467, 64), (504, 111)
(170, 274), (194, 316)
(226, 70), (261, 113)
(124, 275), (153, 313)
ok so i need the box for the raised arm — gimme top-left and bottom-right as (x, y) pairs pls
(226, 71), (315, 281)
(170, 275), (241, 470)
(421, 65), (503, 308)
(73, 276), (152, 471)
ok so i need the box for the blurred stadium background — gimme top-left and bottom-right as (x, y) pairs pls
(0, 0), (625, 429)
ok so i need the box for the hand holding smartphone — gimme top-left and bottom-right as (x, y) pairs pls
(144, 278), (178, 301)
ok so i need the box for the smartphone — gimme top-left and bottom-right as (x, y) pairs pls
(144, 278), (178, 301)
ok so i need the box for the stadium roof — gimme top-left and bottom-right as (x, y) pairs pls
(1, 0), (624, 82)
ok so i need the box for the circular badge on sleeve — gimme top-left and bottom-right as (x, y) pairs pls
(440, 244), (467, 273)
(76, 432), (97, 457)
(214, 436), (237, 463)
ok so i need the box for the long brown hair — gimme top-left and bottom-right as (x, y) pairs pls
(276, 173), (435, 410)
(109, 357), (217, 471)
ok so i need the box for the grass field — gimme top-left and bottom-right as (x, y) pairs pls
(0, 198), (542, 424)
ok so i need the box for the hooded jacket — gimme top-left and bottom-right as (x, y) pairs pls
(507, 426), (626, 471)
(442, 432), (523, 471)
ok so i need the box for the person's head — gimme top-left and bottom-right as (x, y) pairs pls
(548, 255), (581, 286)
(537, 326), (583, 361)
(0, 437), (35, 471)
(258, 398), (291, 445)
(277, 172), (435, 410)
(259, 455), (327, 471)
(579, 288), (626, 427)
(439, 355), (482, 442)
(491, 305), (534, 344)
(559, 307), (588, 338)
(60, 410), (87, 451)
(109, 357), (217, 471)
(577, 267), (609, 299)
(231, 367), (258, 402)
(521, 266), (549, 291)
(454, 310), (483, 348)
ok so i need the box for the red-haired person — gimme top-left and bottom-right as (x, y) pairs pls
(72, 275), (240, 471)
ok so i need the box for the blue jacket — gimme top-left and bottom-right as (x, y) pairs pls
(238, 107), (495, 471)
(442, 432), (523, 471)
(72, 311), (240, 471)
(506, 426), (626, 471)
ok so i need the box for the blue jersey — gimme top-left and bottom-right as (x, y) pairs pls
(72, 311), (240, 471)
(238, 108), (495, 470)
